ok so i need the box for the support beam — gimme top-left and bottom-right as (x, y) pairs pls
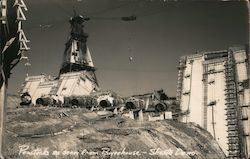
(248, 1), (250, 158)
(0, 83), (7, 159)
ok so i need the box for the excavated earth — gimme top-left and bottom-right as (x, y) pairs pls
(4, 95), (225, 159)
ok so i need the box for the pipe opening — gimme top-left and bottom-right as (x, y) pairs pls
(36, 98), (44, 105)
(20, 93), (32, 105)
(99, 100), (110, 108)
(155, 103), (167, 112)
(125, 101), (136, 109)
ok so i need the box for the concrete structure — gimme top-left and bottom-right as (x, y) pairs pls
(19, 15), (99, 105)
(176, 46), (250, 158)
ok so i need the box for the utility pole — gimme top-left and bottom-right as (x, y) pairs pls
(0, 0), (29, 158)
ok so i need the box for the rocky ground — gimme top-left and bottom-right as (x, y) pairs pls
(4, 95), (225, 159)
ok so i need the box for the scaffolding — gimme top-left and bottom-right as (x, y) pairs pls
(202, 63), (208, 129)
(224, 51), (241, 158)
(178, 47), (249, 157)
(176, 57), (186, 103)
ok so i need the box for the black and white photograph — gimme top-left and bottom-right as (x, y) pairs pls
(0, 0), (250, 158)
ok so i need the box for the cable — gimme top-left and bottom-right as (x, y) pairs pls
(88, 16), (120, 20)
(96, 67), (170, 73)
(88, 2), (135, 16)
(51, 0), (72, 17)
(24, 1), (169, 32)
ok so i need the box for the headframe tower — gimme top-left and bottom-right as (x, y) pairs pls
(59, 14), (98, 87)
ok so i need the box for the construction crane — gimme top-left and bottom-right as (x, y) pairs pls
(18, 7), (138, 107)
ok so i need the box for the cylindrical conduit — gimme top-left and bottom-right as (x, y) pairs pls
(155, 102), (168, 112)
(70, 96), (97, 108)
(20, 92), (32, 105)
(71, 98), (80, 106)
(36, 97), (55, 106)
(125, 101), (137, 109)
(99, 100), (111, 108)
(125, 98), (144, 110)
(63, 97), (72, 107)
(113, 98), (124, 106)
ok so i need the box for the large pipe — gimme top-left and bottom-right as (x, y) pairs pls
(20, 92), (31, 106)
(71, 97), (86, 107)
(125, 98), (145, 110)
(98, 97), (124, 108)
(36, 98), (44, 105)
(113, 98), (124, 106)
(99, 99), (111, 108)
(63, 97), (71, 107)
(70, 96), (97, 108)
(71, 98), (79, 106)
(155, 102), (168, 112)
(125, 101), (136, 109)
(35, 97), (55, 106)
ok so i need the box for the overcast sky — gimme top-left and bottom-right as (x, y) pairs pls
(8, 0), (248, 97)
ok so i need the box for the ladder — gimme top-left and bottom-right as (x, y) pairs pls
(202, 63), (208, 129)
(176, 57), (186, 102)
(224, 51), (241, 158)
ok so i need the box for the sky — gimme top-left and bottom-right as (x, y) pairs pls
(8, 0), (248, 97)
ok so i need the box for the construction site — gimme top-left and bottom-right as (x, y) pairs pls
(176, 47), (250, 158)
(1, 0), (250, 159)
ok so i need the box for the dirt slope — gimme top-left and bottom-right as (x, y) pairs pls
(4, 95), (225, 159)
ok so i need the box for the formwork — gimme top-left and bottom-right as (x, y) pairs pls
(203, 57), (228, 155)
(179, 54), (204, 126)
(177, 46), (250, 158)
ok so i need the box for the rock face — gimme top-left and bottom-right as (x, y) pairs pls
(4, 95), (225, 159)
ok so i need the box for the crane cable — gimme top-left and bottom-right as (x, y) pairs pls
(33, 0), (168, 31)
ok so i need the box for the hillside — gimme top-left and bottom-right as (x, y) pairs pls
(4, 95), (225, 159)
